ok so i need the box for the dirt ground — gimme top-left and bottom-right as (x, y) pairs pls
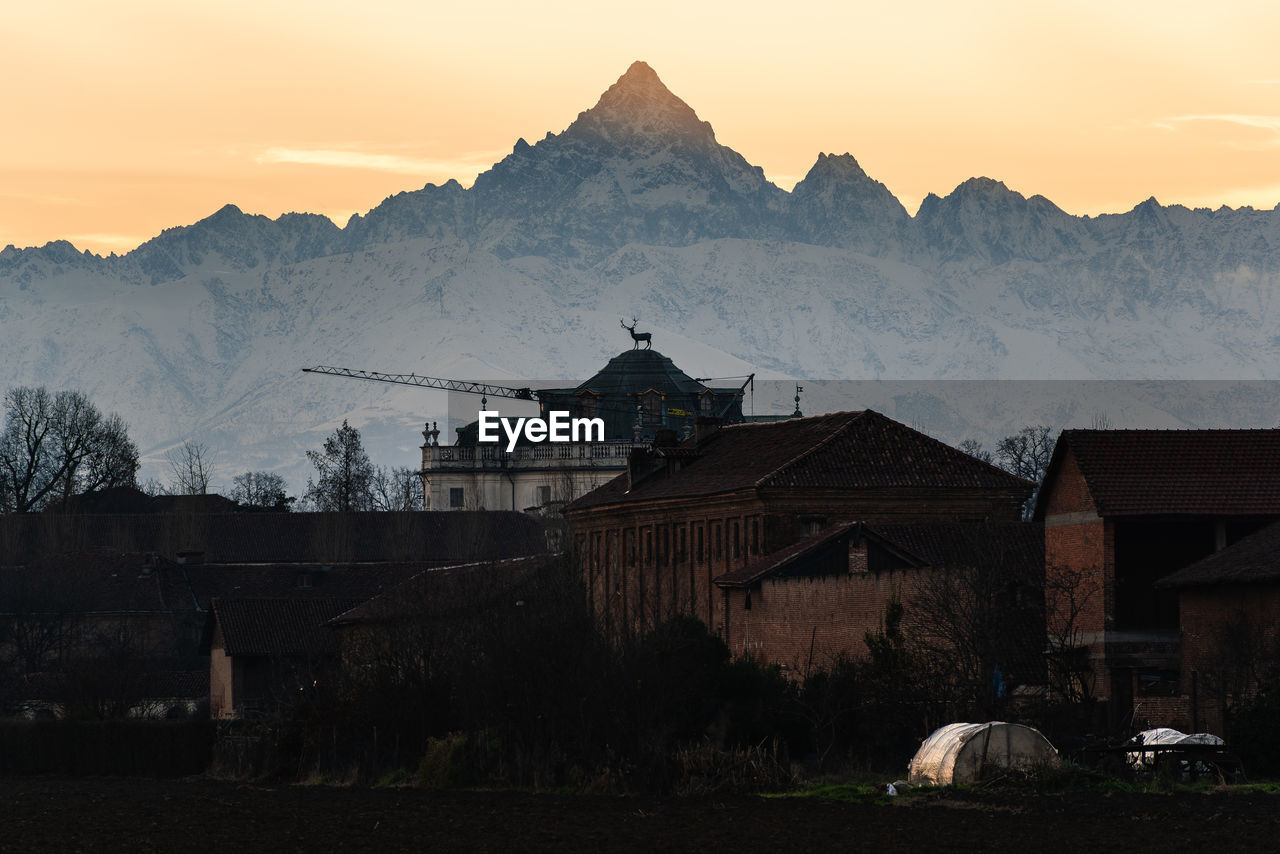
(3, 777), (1278, 853)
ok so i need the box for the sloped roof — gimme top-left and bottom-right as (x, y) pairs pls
(1039, 429), (1280, 518)
(870, 521), (1043, 571)
(567, 411), (1032, 511)
(0, 511), (545, 565)
(0, 554), (431, 617)
(330, 554), (556, 625)
(211, 597), (361, 657)
(715, 520), (1042, 589)
(0, 553), (193, 615)
(1157, 521), (1280, 588)
(183, 561), (429, 609)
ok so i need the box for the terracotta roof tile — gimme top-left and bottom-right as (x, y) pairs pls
(331, 554), (557, 625)
(1053, 429), (1280, 516)
(212, 597), (361, 657)
(568, 411), (1031, 511)
(715, 520), (1042, 588)
(0, 511), (545, 565)
(1157, 521), (1280, 588)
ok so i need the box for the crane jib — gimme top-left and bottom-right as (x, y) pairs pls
(301, 366), (536, 401)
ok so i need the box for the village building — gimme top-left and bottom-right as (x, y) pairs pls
(1155, 520), (1280, 734)
(419, 345), (751, 514)
(562, 410), (1035, 657)
(0, 502), (548, 719)
(1035, 429), (1280, 732)
(204, 597), (363, 719)
(714, 520), (1043, 680)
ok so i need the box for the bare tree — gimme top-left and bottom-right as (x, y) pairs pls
(907, 525), (1045, 720)
(995, 425), (1055, 519)
(1043, 562), (1100, 707)
(372, 466), (424, 511)
(165, 440), (216, 495)
(230, 471), (294, 511)
(957, 438), (993, 464)
(0, 387), (139, 512)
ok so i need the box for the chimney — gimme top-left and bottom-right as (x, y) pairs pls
(626, 448), (645, 491)
(695, 416), (721, 446)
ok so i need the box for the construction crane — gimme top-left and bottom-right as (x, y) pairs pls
(302, 366), (536, 402)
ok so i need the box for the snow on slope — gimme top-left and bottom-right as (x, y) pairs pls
(5, 61), (1280, 492)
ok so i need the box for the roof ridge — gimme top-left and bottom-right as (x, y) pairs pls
(753, 411), (867, 488)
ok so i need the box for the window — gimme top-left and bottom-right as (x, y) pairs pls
(577, 393), (598, 418)
(536, 485), (551, 505)
(449, 487), (465, 508)
(642, 391), (663, 426)
(700, 392), (714, 414)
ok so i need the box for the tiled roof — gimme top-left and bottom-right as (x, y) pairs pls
(870, 521), (1044, 571)
(0, 553), (192, 615)
(715, 520), (1042, 589)
(567, 411), (1032, 511)
(330, 554), (557, 625)
(212, 597), (361, 657)
(0, 511), (546, 565)
(1157, 521), (1280, 588)
(182, 562), (429, 609)
(0, 554), (430, 616)
(714, 522), (862, 588)
(1045, 429), (1280, 517)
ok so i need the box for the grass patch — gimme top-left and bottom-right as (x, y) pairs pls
(373, 768), (414, 788)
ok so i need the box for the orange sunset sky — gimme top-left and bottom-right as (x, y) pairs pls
(5, 0), (1280, 256)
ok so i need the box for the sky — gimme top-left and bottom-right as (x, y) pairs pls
(5, 0), (1280, 255)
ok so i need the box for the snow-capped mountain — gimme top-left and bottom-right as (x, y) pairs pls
(4, 60), (1280, 491)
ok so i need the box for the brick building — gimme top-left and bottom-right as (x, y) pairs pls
(563, 410), (1034, 646)
(0, 506), (549, 719)
(1155, 520), (1280, 734)
(1035, 429), (1280, 731)
(205, 597), (363, 719)
(715, 520), (1043, 681)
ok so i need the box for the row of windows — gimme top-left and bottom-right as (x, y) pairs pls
(585, 517), (762, 571)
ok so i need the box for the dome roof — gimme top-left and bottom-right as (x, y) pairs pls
(568, 348), (709, 397)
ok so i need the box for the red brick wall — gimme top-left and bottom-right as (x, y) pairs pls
(722, 560), (924, 675)
(570, 483), (1029, 639)
(1041, 448), (1097, 517)
(1178, 582), (1280, 734)
(1041, 447), (1115, 698)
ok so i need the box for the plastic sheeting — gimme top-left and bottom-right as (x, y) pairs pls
(907, 722), (1059, 785)
(1127, 728), (1224, 769)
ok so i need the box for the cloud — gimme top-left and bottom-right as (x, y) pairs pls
(1171, 114), (1280, 131)
(255, 147), (504, 177)
(1146, 114), (1280, 150)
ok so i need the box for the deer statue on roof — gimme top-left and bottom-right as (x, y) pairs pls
(621, 318), (652, 350)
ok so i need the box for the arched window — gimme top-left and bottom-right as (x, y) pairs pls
(640, 390), (663, 426)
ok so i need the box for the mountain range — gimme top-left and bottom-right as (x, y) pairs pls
(4, 60), (1280, 491)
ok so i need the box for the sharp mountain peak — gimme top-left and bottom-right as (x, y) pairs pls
(566, 60), (716, 147)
